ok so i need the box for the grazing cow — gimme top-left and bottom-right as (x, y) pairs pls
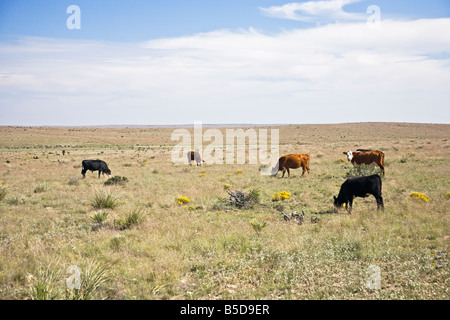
(272, 154), (310, 178)
(333, 174), (384, 213)
(344, 150), (385, 177)
(187, 151), (204, 166)
(81, 160), (112, 179)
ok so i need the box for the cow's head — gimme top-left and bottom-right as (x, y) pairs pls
(104, 168), (112, 177)
(333, 195), (343, 213)
(343, 150), (353, 161)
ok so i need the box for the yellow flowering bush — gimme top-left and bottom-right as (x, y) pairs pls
(272, 191), (291, 201)
(176, 196), (191, 206)
(224, 184), (231, 190)
(446, 192), (450, 199)
(410, 192), (430, 203)
(198, 174), (207, 177)
(236, 170), (243, 174)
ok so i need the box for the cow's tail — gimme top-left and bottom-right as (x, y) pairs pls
(379, 152), (386, 177)
(271, 159), (280, 177)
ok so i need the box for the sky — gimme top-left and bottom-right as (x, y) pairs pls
(0, 0), (449, 126)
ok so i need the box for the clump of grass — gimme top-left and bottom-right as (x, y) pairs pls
(109, 235), (125, 250)
(104, 176), (128, 186)
(0, 187), (6, 201)
(410, 192), (430, 203)
(235, 169), (243, 174)
(6, 196), (25, 205)
(68, 177), (80, 186)
(198, 174), (207, 177)
(445, 191), (450, 199)
(176, 196), (191, 206)
(115, 209), (143, 230)
(29, 264), (62, 300)
(90, 190), (120, 209)
(152, 168), (158, 174)
(33, 182), (48, 193)
(65, 260), (112, 300)
(250, 219), (268, 234)
(90, 211), (109, 224)
(272, 191), (291, 201)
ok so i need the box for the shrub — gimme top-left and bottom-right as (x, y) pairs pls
(224, 188), (260, 209)
(90, 190), (120, 209)
(104, 176), (128, 186)
(235, 170), (243, 174)
(410, 192), (430, 203)
(224, 184), (231, 190)
(345, 163), (381, 178)
(272, 191), (291, 201)
(176, 196), (191, 206)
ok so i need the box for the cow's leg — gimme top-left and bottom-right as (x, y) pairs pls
(98, 170), (102, 178)
(347, 200), (353, 214)
(302, 165), (307, 176)
(81, 168), (86, 179)
(281, 168), (286, 178)
(376, 196), (384, 211)
(380, 165), (385, 177)
(286, 168), (290, 178)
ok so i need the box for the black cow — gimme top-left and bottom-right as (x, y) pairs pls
(81, 160), (111, 179)
(333, 174), (384, 213)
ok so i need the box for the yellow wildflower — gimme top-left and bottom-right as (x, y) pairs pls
(410, 192), (430, 203)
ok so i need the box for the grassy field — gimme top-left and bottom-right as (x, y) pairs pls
(0, 123), (448, 300)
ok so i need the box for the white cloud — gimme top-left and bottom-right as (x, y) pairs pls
(260, 0), (365, 22)
(0, 18), (449, 125)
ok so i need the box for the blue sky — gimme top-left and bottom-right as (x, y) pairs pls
(0, 0), (449, 125)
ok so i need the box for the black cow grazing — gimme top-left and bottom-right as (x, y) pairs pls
(333, 174), (384, 213)
(81, 160), (112, 179)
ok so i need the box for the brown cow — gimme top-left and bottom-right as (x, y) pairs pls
(187, 150), (204, 166)
(272, 154), (310, 178)
(343, 150), (385, 176)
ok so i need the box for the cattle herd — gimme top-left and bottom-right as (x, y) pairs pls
(81, 149), (386, 214)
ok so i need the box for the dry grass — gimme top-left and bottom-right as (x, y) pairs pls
(0, 123), (449, 300)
